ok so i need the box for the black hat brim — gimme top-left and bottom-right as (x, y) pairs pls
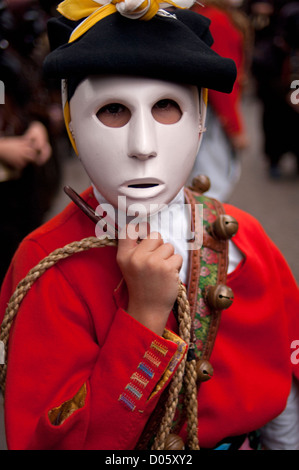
(43, 9), (237, 97)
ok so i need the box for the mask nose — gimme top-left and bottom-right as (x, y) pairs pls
(127, 108), (158, 161)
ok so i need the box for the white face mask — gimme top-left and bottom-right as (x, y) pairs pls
(70, 75), (202, 214)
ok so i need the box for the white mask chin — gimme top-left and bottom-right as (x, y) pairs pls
(69, 75), (203, 215)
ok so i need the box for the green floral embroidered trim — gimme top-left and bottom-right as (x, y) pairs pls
(192, 194), (222, 359)
(171, 193), (225, 433)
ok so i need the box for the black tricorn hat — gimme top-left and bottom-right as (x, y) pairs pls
(43, 7), (237, 98)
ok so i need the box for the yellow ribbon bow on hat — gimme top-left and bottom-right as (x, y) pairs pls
(57, 0), (195, 43)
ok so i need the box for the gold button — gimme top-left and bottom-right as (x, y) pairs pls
(164, 433), (185, 450)
(206, 284), (234, 310)
(190, 174), (211, 194)
(196, 359), (214, 382)
(209, 215), (239, 240)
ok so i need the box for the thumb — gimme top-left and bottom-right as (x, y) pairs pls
(117, 222), (150, 259)
(118, 222), (150, 243)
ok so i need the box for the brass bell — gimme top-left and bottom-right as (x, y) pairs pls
(209, 214), (238, 240)
(206, 284), (234, 310)
(196, 359), (214, 382)
(164, 433), (185, 450)
(190, 174), (211, 194)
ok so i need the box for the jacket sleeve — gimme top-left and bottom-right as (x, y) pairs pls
(270, 238), (299, 382)
(2, 240), (187, 450)
(260, 378), (299, 450)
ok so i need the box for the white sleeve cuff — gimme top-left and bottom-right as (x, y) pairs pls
(260, 379), (299, 450)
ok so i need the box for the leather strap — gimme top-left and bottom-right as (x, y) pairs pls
(186, 188), (228, 360)
(135, 188), (229, 449)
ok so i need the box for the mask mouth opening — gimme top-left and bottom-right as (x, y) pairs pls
(128, 183), (160, 189)
(126, 178), (163, 189)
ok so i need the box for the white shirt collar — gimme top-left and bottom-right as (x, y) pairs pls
(91, 184), (243, 281)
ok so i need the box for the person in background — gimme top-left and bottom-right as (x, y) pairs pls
(0, 0), (62, 285)
(248, 0), (299, 177)
(188, 0), (252, 201)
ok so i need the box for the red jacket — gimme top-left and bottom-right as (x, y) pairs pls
(0, 188), (298, 449)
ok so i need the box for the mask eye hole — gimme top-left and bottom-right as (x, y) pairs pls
(96, 103), (131, 128)
(152, 99), (182, 124)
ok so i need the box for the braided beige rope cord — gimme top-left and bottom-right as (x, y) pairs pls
(177, 286), (199, 451)
(152, 283), (199, 450)
(0, 236), (116, 391)
(184, 360), (199, 449)
(0, 235), (199, 449)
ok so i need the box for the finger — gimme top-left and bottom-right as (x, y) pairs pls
(35, 143), (52, 165)
(22, 145), (38, 163)
(153, 242), (175, 260)
(13, 151), (35, 171)
(166, 253), (183, 273)
(118, 224), (139, 249)
(126, 221), (150, 241)
(138, 231), (164, 252)
(117, 222), (150, 265)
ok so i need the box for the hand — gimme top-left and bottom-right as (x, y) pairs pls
(0, 122), (52, 171)
(117, 224), (183, 336)
(24, 121), (52, 165)
(0, 136), (37, 170)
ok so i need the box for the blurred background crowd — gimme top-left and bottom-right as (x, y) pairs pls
(0, 0), (298, 289)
